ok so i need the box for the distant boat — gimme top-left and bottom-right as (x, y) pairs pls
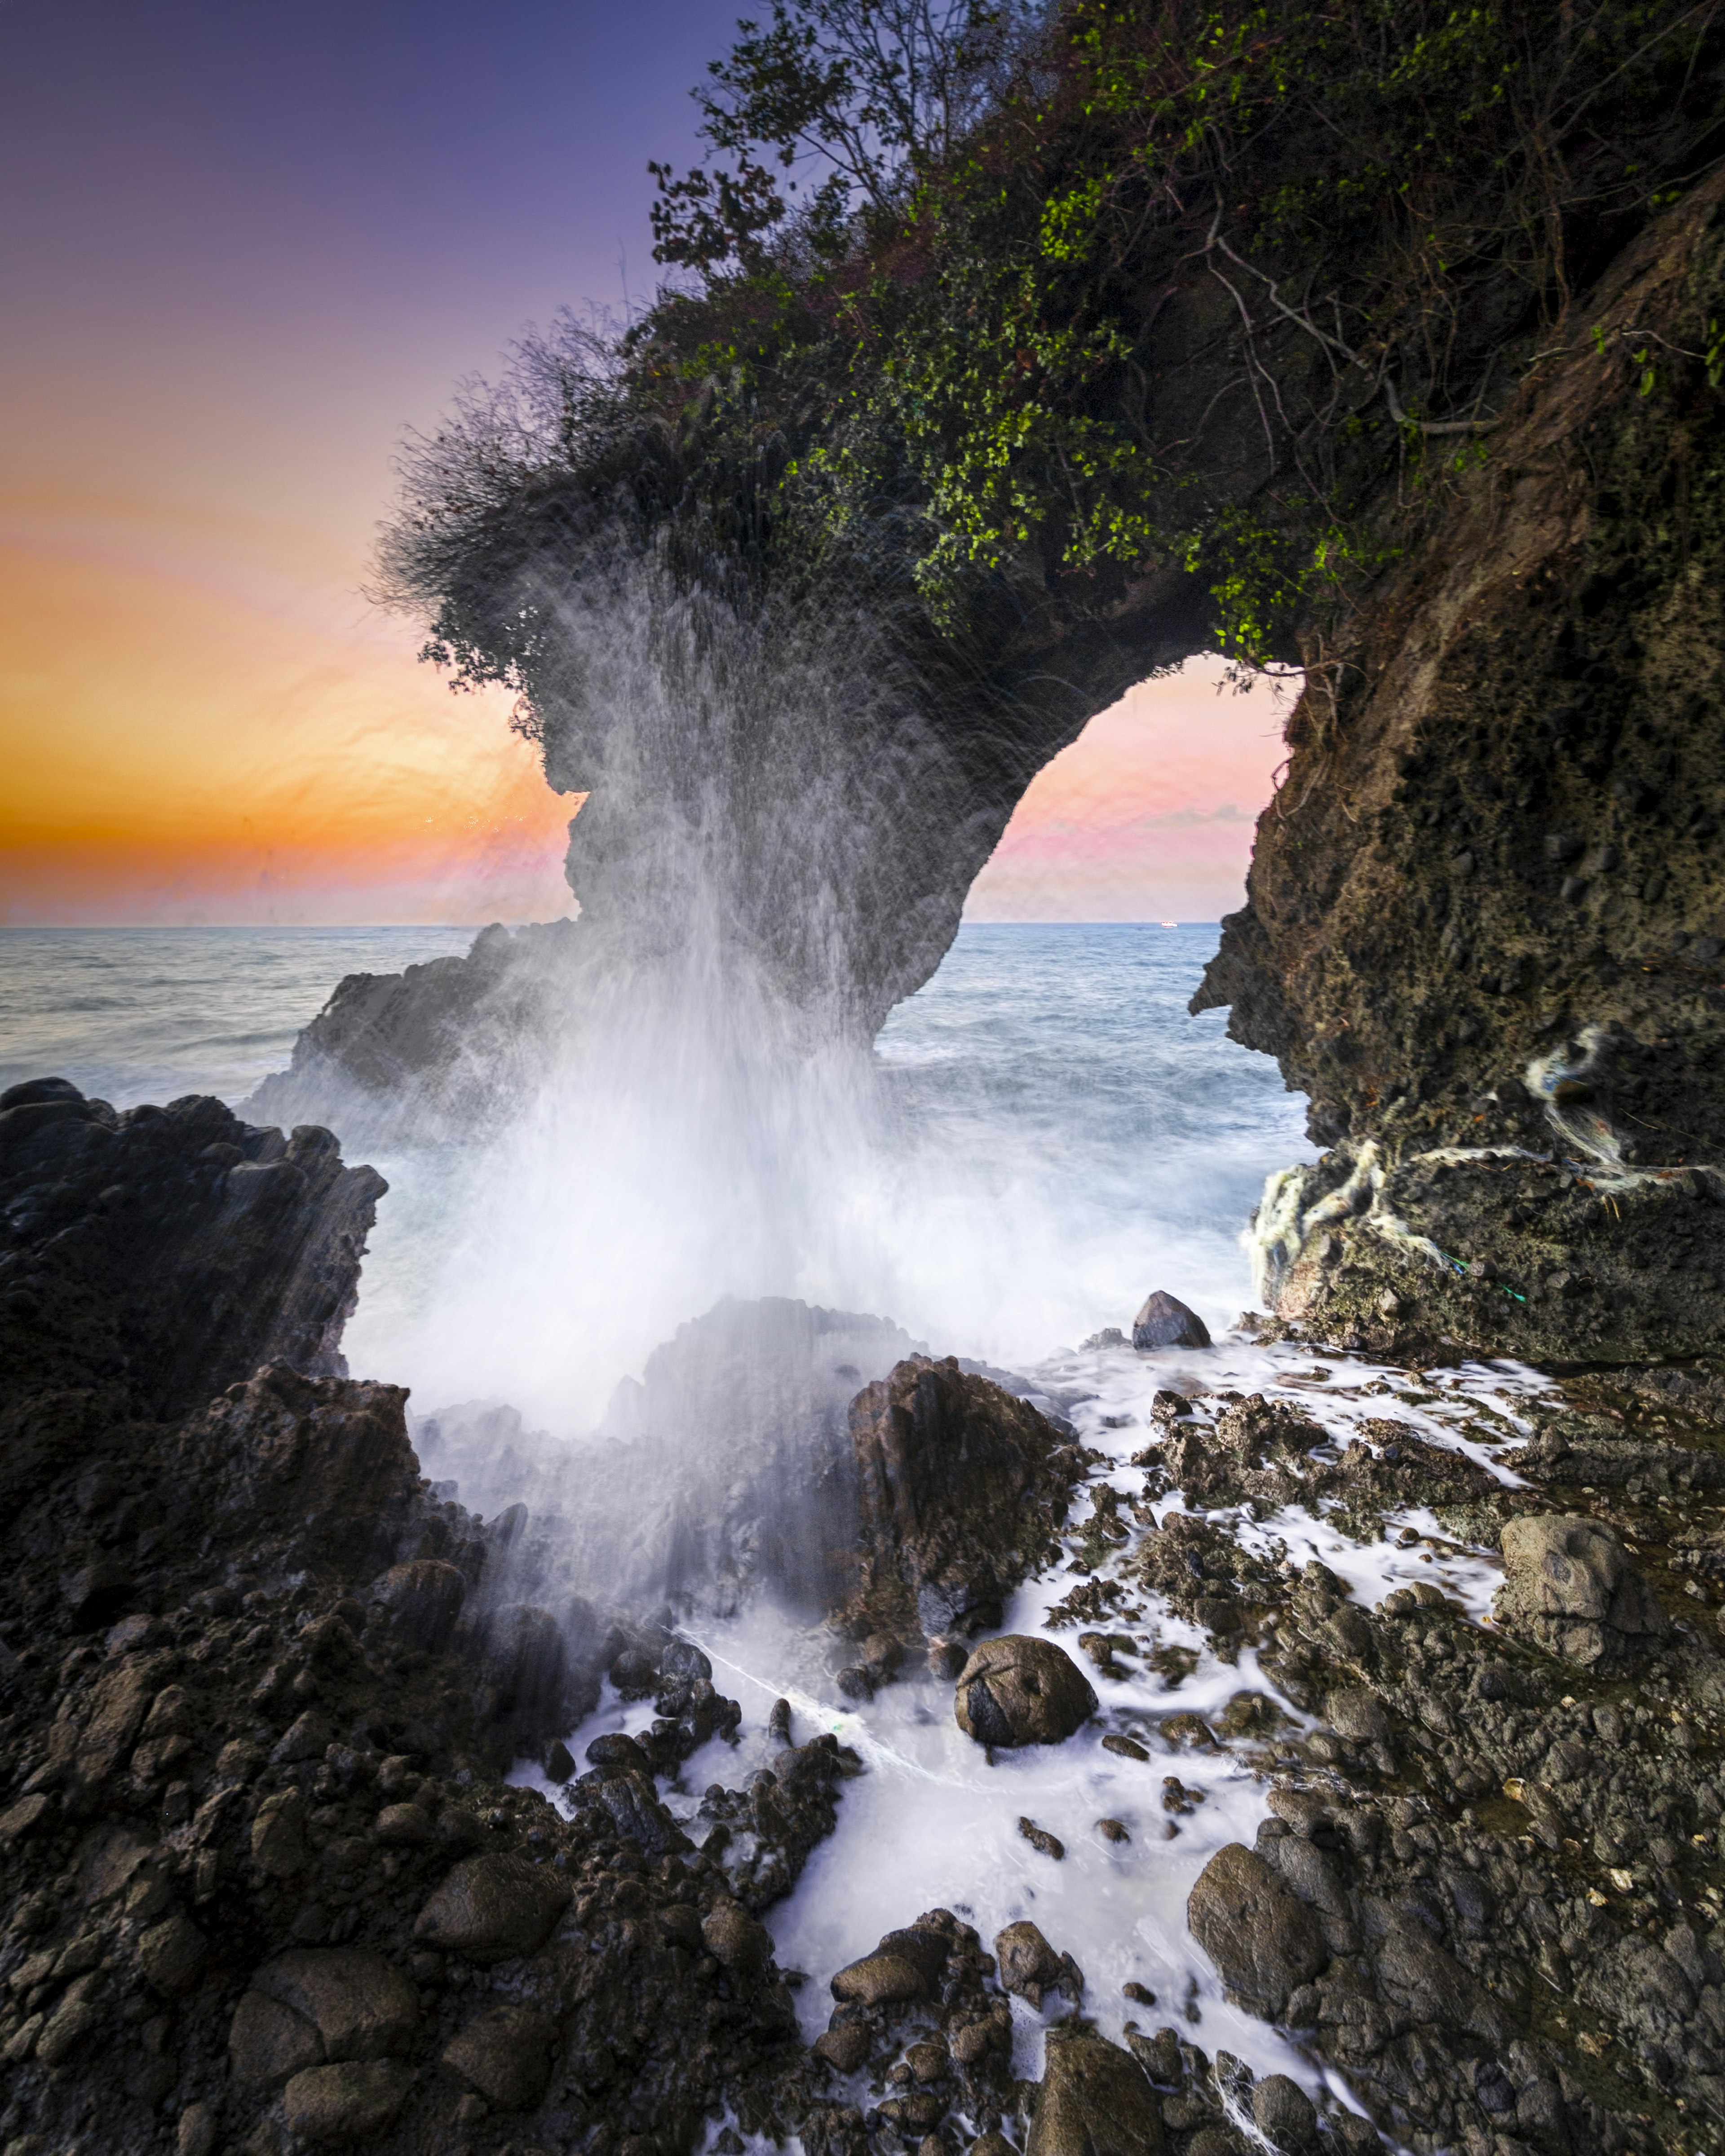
(1160, 920), (1178, 928)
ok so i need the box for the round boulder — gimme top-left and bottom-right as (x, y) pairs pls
(442, 2005), (557, 2112)
(413, 1854), (572, 1965)
(954, 1636), (1097, 1748)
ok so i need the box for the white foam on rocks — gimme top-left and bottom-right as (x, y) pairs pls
(515, 1330), (1557, 2136)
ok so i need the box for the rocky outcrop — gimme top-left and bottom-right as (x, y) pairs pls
(428, 1298), (916, 1622)
(1195, 173), (1725, 1369)
(243, 921), (581, 1135)
(1496, 1514), (1672, 1668)
(0, 1092), (871, 2156)
(832, 1354), (1085, 1686)
(0, 1078), (385, 1506)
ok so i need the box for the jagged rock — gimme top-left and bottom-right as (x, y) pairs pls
(442, 2004), (557, 2111)
(0, 1082), (384, 1486)
(1187, 1844), (1328, 2019)
(954, 1635), (1097, 1747)
(840, 1356), (1081, 1666)
(372, 1559), (465, 1651)
(1194, 174), (1725, 1370)
(1027, 2025), (1166, 2156)
(1131, 1292), (1211, 1351)
(993, 1921), (1082, 2010)
(1496, 1514), (1671, 1666)
(412, 1852), (573, 1963)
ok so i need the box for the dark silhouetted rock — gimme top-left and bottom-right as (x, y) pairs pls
(954, 1635), (1097, 1747)
(0, 1082), (385, 1497)
(840, 1356), (1084, 1674)
(1131, 1291), (1211, 1351)
(373, 1560), (465, 1652)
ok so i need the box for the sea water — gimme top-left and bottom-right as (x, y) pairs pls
(6, 918), (1509, 2137)
(0, 920), (1315, 1405)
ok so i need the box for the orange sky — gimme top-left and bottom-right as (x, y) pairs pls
(0, 491), (1287, 926)
(967, 664), (1291, 921)
(0, 489), (577, 924)
(0, 0), (1292, 933)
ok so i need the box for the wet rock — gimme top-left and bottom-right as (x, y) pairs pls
(995, 1921), (1083, 2009)
(283, 2059), (416, 2143)
(1496, 1514), (1671, 1666)
(1131, 1292), (1211, 1352)
(832, 1921), (951, 2007)
(1187, 1844), (1327, 2018)
(703, 1896), (773, 1977)
(412, 1851), (573, 1963)
(1027, 2024), (1166, 2156)
(954, 1635), (1097, 1747)
(1251, 2075), (1318, 2154)
(586, 1730), (653, 1774)
(831, 1948), (935, 2007)
(442, 2003), (557, 2111)
(257, 1947), (420, 2060)
(815, 2022), (873, 2072)
(1018, 1816), (1066, 1859)
(842, 1356), (1083, 1665)
(372, 1559), (465, 1652)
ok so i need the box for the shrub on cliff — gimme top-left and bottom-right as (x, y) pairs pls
(380, 0), (1725, 720)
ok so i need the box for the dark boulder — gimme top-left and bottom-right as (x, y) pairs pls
(1131, 1291), (1212, 1351)
(840, 1357), (1084, 1674)
(954, 1635), (1097, 1747)
(1187, 1844), (1328, 2019)
(1027, 2025), (1166, 2156)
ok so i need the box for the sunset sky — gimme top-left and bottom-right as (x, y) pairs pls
(0, 0), (1285, 929)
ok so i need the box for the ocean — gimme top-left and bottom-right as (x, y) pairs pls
(0, 921), (1313, 1396)
(0, 922), (1539, 2116)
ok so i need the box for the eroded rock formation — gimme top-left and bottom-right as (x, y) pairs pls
(1197, 175), (1725, 1369)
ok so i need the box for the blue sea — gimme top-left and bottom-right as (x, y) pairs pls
(0, 923), (1312, 1404)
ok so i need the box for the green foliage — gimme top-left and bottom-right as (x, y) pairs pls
(385, 2), (1725, 697)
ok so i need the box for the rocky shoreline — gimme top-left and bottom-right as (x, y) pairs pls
(8, 1074), (1725, 2156)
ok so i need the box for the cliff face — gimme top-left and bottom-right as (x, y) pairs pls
(1194, 176), (1725, 1368)
(0, 1078), (387, 1506)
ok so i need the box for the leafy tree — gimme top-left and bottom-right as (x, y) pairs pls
(648, 0), (1032, 274)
